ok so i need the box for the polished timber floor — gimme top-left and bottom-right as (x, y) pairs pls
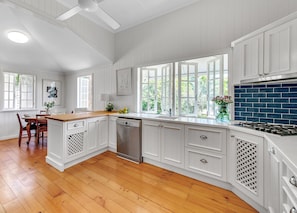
(0, 137), (257, 213)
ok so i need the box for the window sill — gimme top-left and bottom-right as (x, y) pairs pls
(0, 109), (38, 113)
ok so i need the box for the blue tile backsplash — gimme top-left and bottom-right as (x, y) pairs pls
(234, 82), (297, 124)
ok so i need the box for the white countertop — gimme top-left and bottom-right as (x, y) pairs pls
(111, 113), (230, 128)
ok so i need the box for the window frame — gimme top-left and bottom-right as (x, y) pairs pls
(3, 72), (36, 110)
(138, 54), (229, 118)
(77, 74), (93, 110)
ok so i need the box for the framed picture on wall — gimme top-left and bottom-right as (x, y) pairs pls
(116, 68), (132, 96)
(42, 79), (61, 106)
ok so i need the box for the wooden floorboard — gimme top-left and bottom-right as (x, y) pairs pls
(0, 138), (258, 212)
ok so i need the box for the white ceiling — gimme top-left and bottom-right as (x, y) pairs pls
(57, 0), (200, 32)
(0, 0), (199, 73)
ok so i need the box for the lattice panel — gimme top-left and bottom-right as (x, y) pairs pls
(67, 132), (84, 157)
(236, 139), (258, 194)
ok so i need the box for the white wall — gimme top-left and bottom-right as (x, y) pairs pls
(0, 66), (65, 140)
(112, 0), (297, 111)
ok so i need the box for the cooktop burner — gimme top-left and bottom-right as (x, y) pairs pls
(236, 122), (297, 136)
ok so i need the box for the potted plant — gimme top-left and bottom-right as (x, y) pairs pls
(105, 102), (114, 112)
(44, 101), (55, 114)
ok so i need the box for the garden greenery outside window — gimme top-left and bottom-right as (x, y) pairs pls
(77, 74), (93, 110)
(138, 54), (229, 118)
(3, 72), (35, 110)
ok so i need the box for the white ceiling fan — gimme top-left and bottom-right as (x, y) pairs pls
(56, 0), (120, 30)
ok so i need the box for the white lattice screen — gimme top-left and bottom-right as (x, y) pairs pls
(235, 139), (258, 195)
(67, 132), (84, 157)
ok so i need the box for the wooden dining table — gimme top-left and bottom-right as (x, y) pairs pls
(22, 115), (48, 144)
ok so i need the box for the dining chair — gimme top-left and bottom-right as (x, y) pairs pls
(36, 114), (49, 145)
(16, 113), (36, 147)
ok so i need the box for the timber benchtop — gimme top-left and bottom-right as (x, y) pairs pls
(47, 111), (118, 122)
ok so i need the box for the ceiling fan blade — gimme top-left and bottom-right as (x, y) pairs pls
(96, 7), (120, 30)
(57, 5), (82, 21)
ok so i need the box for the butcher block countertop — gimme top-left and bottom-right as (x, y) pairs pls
(47, 111), (117, 122)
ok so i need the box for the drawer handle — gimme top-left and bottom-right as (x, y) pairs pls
(290, 207), (297, 213)
(200, 159), (208, 164)
(200, 135), (208, 140)
(289, 176), (297, 187)
(73, 123), (78, 127)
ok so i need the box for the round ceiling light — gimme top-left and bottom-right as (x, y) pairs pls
(7, 31), (29, 43)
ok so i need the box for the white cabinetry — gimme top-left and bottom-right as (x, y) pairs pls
(46, 117), (108, 172)
(232, 14), (297, 84)
(86, 116), (108, 154)
(185, 125), (227, 181)
(108, 116), (117, 152)
(65, 120), (88, 163)
(142, 120), (161, 161)
(142, 120), (184, 168)
(229, 130), (264, 206)
(232, 34), (264, 84)
(264, 18), (297, 76)
(161, 122), (184, 168)
(266, 140), (281, 213)
(280, 157), (297, 213)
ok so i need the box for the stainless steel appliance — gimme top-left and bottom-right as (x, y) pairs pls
(236, 122), (297, 136)
(116, 117), (142, 163)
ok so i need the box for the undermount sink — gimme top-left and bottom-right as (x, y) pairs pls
(156, 115), (179, 120)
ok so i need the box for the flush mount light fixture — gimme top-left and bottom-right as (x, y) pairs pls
(7, 31), (29, 43)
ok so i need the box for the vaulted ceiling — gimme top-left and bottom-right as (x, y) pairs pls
(0, 0), (199, 73)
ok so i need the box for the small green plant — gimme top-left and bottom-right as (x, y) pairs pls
(105, 102), (114, 111)
(44, 101), (55, 110)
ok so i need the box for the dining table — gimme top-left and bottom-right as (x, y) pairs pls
(22, 115), (48, 144)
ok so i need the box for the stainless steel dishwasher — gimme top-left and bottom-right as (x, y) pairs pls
(116, 117), (142, 163)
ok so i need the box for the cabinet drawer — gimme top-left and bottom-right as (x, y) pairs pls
(281, 185), (297, 213)
(67, 120), (85, 130)
(185, 125), (226, 152)
(185, 148), (225, 180)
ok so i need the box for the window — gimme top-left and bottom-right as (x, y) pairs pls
(3, 72), (35, 110)
(138, 54), (228, 118)
(77, 75), (93, 109)
(139, 64), (173, 114)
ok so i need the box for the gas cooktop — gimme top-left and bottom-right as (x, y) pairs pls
(236, 122), (297, 136)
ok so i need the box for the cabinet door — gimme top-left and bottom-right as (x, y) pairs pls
(161, 122), (184, 168)
(267, 143), (280, 213)
(264, 18), (297, 75)
(142, 120), (161, 161)
(65, 121), (87, 162)
(98, 116), (108, 149)
(229, 130), (264, 206)
(86, 117), (100, 153)
(108, 116), (117, 151)
(232, 34), (264, 84)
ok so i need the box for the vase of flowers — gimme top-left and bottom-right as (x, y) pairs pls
(212, 96), (233, 121)
(44, 101), (55, 114)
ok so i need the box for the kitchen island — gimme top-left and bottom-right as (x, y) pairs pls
(46, 111), (116, 172)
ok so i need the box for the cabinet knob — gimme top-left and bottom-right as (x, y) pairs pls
(269, 147), (276, 155)
(290, 207), (297, 213)
(200, 135), (208, 140)
(289, 176), (297, 187)
(200, 159), (208, 164)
